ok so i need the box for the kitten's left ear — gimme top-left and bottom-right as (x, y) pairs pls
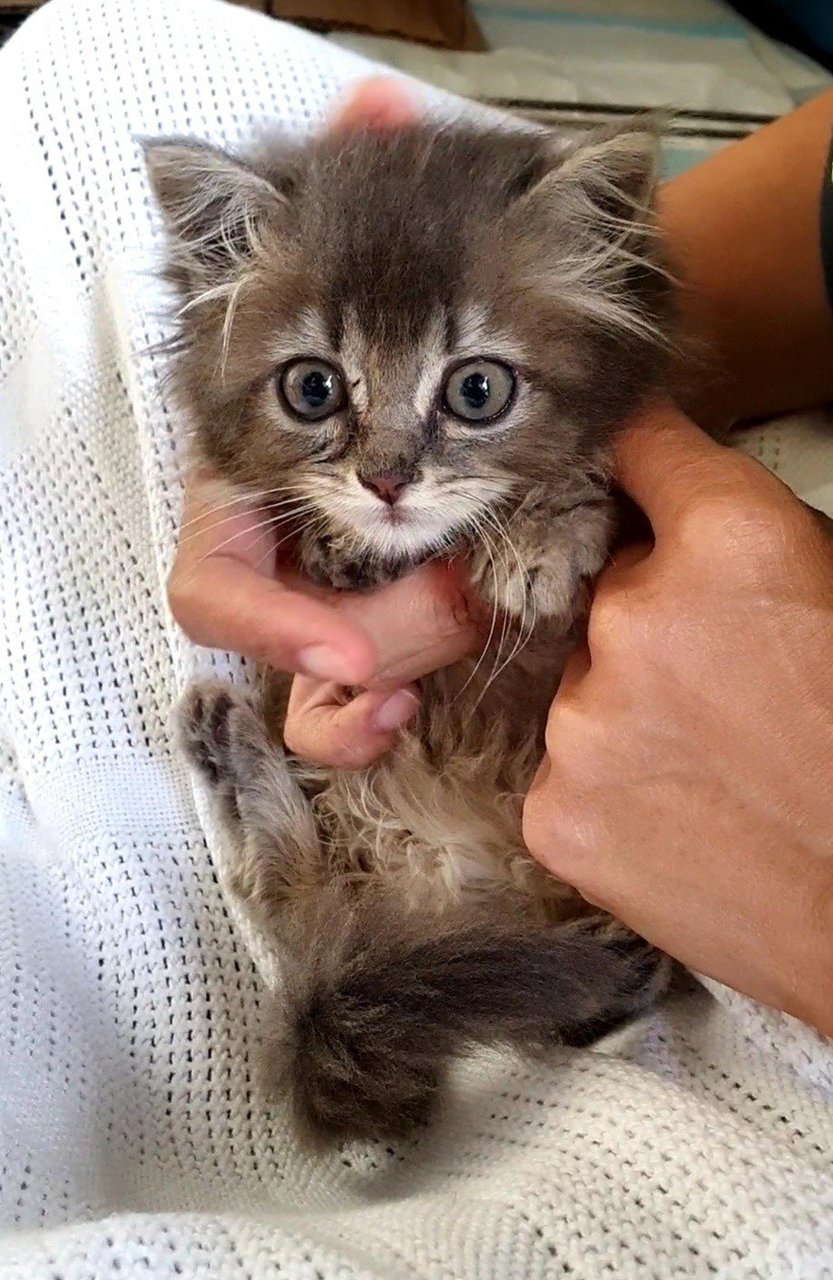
(143, 137), (290, 287)
(512, 123), (661, 240)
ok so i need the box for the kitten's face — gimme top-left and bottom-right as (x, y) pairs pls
(259, 313), (520, 569)
(148, 122), (671, 585)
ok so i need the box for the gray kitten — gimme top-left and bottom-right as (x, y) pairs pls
(146, 118), (675, 1147)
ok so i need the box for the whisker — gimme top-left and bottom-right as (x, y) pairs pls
(249, 514), (328, 576)
(177, 486), (300, 532)
(186, 506), (316, 574)
(176, 496), (315, 548)
(467, 506), (537, 700)
(454, 518), (501, 701)
(235, 503), (326, 557)
(478, 510), (516, 691)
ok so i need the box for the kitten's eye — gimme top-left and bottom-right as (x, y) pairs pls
(279, 359), (346, 421)
(443, 360), (515, 424)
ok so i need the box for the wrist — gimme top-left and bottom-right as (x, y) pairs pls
(773, 860), (833, 1039)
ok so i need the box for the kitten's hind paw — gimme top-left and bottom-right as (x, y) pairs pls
(178, 681), (244, 786)
(176, 680), (272, 829)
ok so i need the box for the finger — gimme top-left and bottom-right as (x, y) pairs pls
(334, 560), (485, 689)
(329, 76), (420, 133)
(606, 542), (652, 574)
(169, 554), (375, 682)
(552, 639), (591, 701)
(521, 752), (553, 864)
(170, 474), (375, 681)
(285, 676), (420, 769)
(613, 402), (735, 535)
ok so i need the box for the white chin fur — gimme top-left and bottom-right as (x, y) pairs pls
(327, 478), (511, 564)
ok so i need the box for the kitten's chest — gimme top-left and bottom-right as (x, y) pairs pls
(302, 635), (575, 917)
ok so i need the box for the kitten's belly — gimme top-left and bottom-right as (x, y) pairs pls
(312, 749), (570, 917)
(305, 647), (578, 920)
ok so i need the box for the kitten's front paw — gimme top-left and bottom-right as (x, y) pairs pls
(468, 498), (615, 628)
(298, 530), (409, 592)
(557, 915), (674, 1046)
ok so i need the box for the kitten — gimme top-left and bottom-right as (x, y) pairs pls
(146, 118), (676, 1146)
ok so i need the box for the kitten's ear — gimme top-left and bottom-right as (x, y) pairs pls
(143, 137), (289, 284)
(504, 124), (669, 346)
(515, 124), (660, 237)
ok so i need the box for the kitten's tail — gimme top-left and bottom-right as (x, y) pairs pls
(266, 892), (670, 1146)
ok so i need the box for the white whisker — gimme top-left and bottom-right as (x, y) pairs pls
(249, 514), (328, 576)
(176, 495), (313, 548)
(454, 518), (501, 701)
(187, 504), (316, 573)
(177, 486), (299, 532)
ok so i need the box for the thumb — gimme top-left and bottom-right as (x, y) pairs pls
(613, 403), (733, 536)
(329, 77), (419, 133)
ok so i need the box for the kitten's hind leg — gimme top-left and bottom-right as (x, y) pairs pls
(552, 914), (674, 1047)
(178, 681), (324, 918)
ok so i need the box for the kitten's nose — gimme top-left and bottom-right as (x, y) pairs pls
(357, 471), (412, 505)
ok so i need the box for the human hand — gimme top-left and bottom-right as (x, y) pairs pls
(168, 80), (482, 751)
(523, 404), (833, 1033)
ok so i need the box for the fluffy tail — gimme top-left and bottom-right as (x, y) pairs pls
(266, 893), (670, 1146)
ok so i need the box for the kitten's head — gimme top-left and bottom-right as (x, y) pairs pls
(146, 120), (672, 585)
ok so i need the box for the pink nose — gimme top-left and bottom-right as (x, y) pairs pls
(358, 471), (411, 505)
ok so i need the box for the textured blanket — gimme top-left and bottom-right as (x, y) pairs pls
(2, 1), (833, 1276)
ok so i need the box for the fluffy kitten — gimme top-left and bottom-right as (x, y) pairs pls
(146, 117), (675, 1146)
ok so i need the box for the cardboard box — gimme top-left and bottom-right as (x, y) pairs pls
(0, 1), (484, 49)
(270, 1), (484, 49)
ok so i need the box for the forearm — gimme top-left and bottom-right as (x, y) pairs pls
(659, 87), (833, 429)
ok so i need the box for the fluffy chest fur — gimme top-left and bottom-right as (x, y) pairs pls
(282, 627), (575, 920)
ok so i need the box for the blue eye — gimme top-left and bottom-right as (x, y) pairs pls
(280, 359), (346, 421)
(444, 359), (515, 423)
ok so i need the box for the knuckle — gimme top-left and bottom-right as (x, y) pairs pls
(283, 712), (382, 771)
(521, 788), (551, 862)
(166, 572), (196, 628)
(686, 457), (805, 552)
(586, 581), (644, 653)
(336, 742), (384, 770)
(723, 501), (812, 570)
(523, 783), (598, 892)
(281, 715), (307, 759)
(543, 699), (577, 758)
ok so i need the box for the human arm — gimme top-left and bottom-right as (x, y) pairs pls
(523, 404), (833, 1034)
(661, 86), (833, 428)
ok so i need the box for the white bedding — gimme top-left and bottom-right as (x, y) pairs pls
(331, 0), (833, 180)
(331, 0), (832, 114)
(1, 2), (833, 1277)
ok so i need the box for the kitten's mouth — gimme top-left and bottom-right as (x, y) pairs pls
(377, 507), (408, 526)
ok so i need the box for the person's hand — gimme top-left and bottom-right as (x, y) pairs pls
(523, 404), (833, 1034)
(168, 79), (482, 757)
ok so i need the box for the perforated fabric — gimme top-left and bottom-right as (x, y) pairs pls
(2, 2), (833, 1277)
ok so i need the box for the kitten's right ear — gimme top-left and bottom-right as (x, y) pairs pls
(143, 137), (288, 284)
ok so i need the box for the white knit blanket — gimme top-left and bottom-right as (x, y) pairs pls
(2, 2), (833, 1276)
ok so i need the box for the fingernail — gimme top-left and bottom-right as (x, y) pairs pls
(371, 689), (420, 734)
(298, 644), (358, 683)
